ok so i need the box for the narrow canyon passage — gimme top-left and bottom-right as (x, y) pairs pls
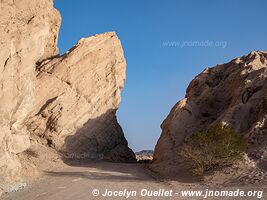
(1, 1), (267, 199)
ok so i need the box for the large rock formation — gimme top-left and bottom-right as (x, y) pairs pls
(27, 32), (135, 163)
(154, 51), (267, 170)
(0, 0), (135, 194)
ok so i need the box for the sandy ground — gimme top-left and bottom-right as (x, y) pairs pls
(1, 162), (265, 200)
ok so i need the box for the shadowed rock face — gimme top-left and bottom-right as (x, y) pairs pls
(0, 0), (135, 194)
(154, 51), (267, 169)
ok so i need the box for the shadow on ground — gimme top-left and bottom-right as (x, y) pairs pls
(43, 162), (155, 183)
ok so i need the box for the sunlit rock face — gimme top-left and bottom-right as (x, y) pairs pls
(0, 0), (135, 194)
(27, 32), (135, 162)
(154, 51), (267, 169)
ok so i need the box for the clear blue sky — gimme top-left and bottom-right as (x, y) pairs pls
(54, 0), (267, 152)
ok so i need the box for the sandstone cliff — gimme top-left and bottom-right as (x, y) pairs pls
(154, 51), (267, 170)
(0, 0), (135, 194)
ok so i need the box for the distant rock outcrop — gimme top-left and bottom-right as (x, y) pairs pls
(135, 150), (153, 162)
(0, 0), (135, 194)
(154, 51), (267, 170)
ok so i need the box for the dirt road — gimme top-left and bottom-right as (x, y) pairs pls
(2, 162), (178, 200)
(1, 162), (265, 200)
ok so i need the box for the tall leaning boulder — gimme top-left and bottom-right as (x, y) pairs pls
(154, 51), (267, 170)
(28, 32), (135, 162)
(0, 0), (135, 194)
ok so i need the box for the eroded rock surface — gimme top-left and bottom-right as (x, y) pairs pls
(27, 32), (135, 163)
(0, 0), (135, 194)
(154, 51), (267, 170)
